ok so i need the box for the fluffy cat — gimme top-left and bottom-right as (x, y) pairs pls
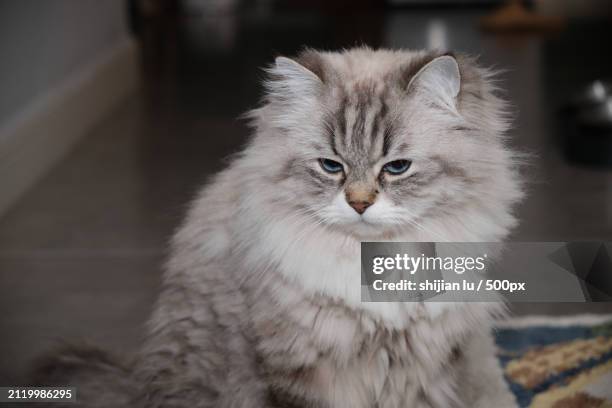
(33, 47), (523, 408)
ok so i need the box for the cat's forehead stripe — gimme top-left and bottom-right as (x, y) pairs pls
(351, 96), (368, 153)
(333, 82), (394, 162)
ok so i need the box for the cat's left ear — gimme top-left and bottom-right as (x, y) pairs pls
(406, 55), (461, 107)
(265, 56), (324, 102)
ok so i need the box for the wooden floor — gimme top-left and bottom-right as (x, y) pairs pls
(1, 7), (612, 383)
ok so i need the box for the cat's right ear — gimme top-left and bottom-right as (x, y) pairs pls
(404, 55), (461, 111)
(264, 57), (324, 102)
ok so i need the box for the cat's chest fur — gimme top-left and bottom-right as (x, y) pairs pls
(243, 268), (467, 408)
(229, 209), (500, 407)
(239, 211), (458, 327)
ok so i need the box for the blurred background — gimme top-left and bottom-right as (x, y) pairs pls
(1, 0), (612, 384)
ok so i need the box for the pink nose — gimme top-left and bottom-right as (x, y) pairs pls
(348, 200), (372, 215)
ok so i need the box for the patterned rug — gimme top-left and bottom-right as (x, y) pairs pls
(495, 315), (612, 408)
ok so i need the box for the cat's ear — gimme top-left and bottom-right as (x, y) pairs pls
(265, 56), (324, 102)
(406, 55), (461, 107)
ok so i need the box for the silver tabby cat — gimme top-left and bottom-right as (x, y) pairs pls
(35, 48), (523, 408)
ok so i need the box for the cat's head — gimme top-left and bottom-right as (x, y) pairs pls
(246, 48), (523, 240)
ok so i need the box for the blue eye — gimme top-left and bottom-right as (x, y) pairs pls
(319, 158), (344, 174)
(383, 160), (411, 175)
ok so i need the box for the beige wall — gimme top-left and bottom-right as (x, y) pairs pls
(0, 0), (130, 128)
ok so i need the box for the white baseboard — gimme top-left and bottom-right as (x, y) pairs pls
(0, 38), (140, 217)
